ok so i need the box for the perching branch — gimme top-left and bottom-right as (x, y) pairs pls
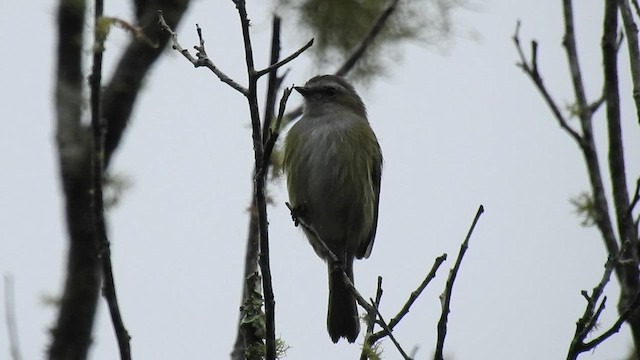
(233, 17), (285, 360)
(285, 203), (375, 315)
(162, 3), (310, 359)
(434, 205), (484, 360)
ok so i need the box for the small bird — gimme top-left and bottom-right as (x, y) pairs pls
(283, 75), (383, 343)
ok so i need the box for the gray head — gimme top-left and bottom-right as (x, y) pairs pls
(295, 75), (367, 118)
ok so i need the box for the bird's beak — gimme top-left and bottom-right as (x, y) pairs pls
(294, 86), (311, 98)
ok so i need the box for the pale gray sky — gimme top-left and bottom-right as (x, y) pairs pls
(1, 1), (639, 359)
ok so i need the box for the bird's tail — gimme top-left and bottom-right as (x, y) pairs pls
(327, 259), (360, 343)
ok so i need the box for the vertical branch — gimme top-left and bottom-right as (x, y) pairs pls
(562, 0), (621, 274)
(232, 17), (283, 360)
(50, 0), (103, 358)
(262, 16), (284, 146)
(232, 1), (276, 359)
(4, 275), (23, 360)
(603, 1), (639, 259)
(90, 1), (132, 359)
(618, 0), (640, 124)
(604, 0), (640, 351)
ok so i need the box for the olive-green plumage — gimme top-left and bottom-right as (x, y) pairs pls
(283, 75), (382, 343)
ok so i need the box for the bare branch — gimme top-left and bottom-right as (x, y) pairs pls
(583, 289), (640, 349)
(619, 0), (640, 124)
(261, 87), (293, 176)
(630, 177), (640, 214)
(261, 17), (284, 146)
(369, 299), (413, 360)
(562, 0), (590, 117)
(434, 205), (484, 360)
(231, 1), (286, 358)
(360, 277), (384, 360)
(255, 39), (314, 79)
(567, 242), (635, 358)
(4, 275), (22, 360)
(285, 203), (375, 315)
(512, 21), (584, 147)
(368, 254), (447, 343)
(49, 0), (102, 357)
(158, 11), (248, 95)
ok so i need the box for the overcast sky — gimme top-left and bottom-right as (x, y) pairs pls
(2, 1), (640, 359)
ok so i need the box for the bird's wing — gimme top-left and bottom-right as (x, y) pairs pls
(357, 153), (382, 259)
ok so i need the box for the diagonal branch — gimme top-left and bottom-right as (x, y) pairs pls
(255, 39), (314, 79)
(369, 300), (413, 360)
(368, 254), (447, 343)
(103, 0), (191, 167)
(512, 21), (584, 147)
(158, 12), (248, 96)
(567, 242), (633, 359)
(434, 205), (484, 360)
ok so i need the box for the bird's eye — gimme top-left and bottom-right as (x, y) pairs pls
(325, 87), (337, 97)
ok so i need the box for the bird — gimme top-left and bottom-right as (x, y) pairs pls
(283, 74), (382, 343)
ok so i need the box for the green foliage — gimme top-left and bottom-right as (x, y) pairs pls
(240, 272), (267, 359)
(95, 16), (113, 52)
(277, 0), (466, 82)
(570, 191), (597, 227)
(361, 340), (383, 360)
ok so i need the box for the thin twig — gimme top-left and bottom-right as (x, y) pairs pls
(158, 10), (249, 95)
(4, 275), (22, 360)
(360, 277), (384, 360)
(369, 299), (412, 360)
(512, 21), (584, 147)
(261, 16), (284, 147)
(434, 205), (484, 360)
(91, 1), (131, 358)
(369, 254), (447, 343)
(629, 177), (640, 214)
(567, 242), (630, 359)
(255, 39), (314, 79)
(335, 0), (400, 76)
(583, 289), (640, 349)
(618, 0), (640, 124)
(261, 87), (292, 175)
